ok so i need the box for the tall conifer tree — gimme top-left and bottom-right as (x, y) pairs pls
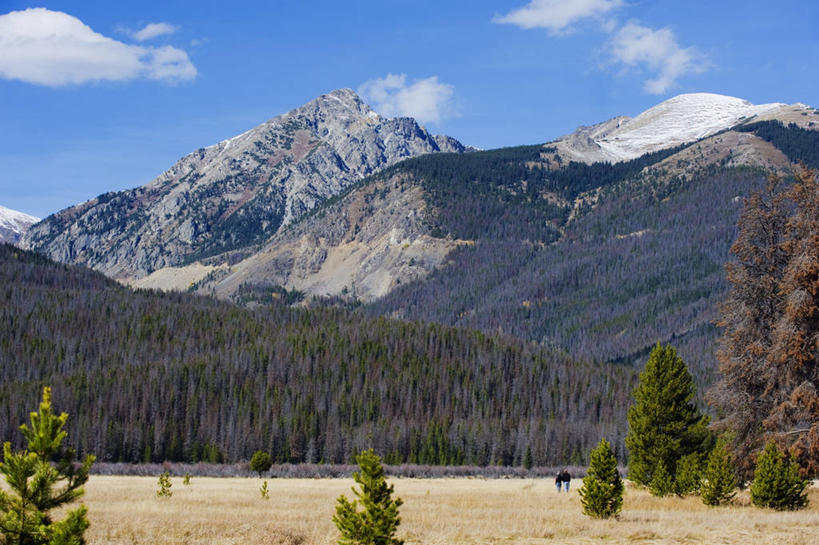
(626, 344), (710, 489)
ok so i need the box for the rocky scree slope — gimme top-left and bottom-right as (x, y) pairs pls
(21, 89), (466, 280)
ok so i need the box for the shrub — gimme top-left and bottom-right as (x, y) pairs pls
(260, 480), (270, 500)
(333, 449), (404, 545)
(700, 443), (736, 506)
(157, 472), (173, 498)
(183, 472), (191, 485)
(250, 450), (273, 477)
(579, 438), (623, 519)
(0, 387), (95, 545)
(750, 441), (809, 510)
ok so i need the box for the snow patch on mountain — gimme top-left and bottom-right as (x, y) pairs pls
(555, 93), (785, 163)
(0, 205), (40, 245)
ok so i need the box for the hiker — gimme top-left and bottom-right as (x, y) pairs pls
(555, 470), (563, 492)
(560, 468), (571, 492)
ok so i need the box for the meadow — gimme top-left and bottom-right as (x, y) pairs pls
(81, 475), (819, 545)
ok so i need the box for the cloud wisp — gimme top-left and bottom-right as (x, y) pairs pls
(359, 74), (455, 124)
(493, 0), (624, 33)
(133, 22), (178, 42)
(610, 23), (706, 94)
(0, 8), (196, 86)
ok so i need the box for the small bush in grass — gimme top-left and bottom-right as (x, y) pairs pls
(700, 442), (736, 506)
(250, 450), (273, 477)
(333, 449), (403, 545)
(260, 480), (270, 500)
(157, 471), (172, 498)
(183, 472), (191, 485)
(750, 441), (809, 510)
(579, 438), (623, 519)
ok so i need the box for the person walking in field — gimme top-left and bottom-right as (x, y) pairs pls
(555, 470), (563, 492)
(560, 469), (571, 492)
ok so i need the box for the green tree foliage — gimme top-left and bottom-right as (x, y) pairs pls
(260, 480), (270, 500)
(674, 453), (703, 496)
(156, 472), (172, 498)
(250, 451), (273, 477)
(579, 439), (623, 519)
(626, 344), (712, 491)
(750, 441), (809, 510)
(648, 460), (674, 497)
(183, 472), (191, 486)
(700, 442), (736, 506)
(333, 449), (403, 545)
(0, 387), (95, 545)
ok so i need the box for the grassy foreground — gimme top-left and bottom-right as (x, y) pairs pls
(80, 476), (818, 545)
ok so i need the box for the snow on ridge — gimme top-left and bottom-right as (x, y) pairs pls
(594, 93), (785, 161)
(0, 204), (39, 231)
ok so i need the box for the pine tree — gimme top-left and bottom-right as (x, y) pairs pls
(700, 442), (736, 506)
(711, 167), (819, 477)
(260, 480), (270, 500)
(674, 453), (703, 496)
(333, 449), (403, 545)
(0, 387), (95, 545)
(648, 460), (674, 497)
(750, 441), (809, 510)
(579, 438), (623, 519)
(250, 450), (273, 478)
(156, 472), (172, 498)
(626, 344), (711, 488)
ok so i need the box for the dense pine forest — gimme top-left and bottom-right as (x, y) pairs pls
(0, 244), (636, 466)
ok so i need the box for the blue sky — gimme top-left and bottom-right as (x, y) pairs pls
(1, 0), (817, 218)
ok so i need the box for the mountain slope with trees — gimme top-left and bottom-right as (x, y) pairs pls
(0, 243), (636, 466)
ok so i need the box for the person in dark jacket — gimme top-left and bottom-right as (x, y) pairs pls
(555, 471), (563, 492)
(560, 469), (571, 492)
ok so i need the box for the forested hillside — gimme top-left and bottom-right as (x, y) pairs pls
(0, 244), (636, 466)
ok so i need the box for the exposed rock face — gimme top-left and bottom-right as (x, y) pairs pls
(0, 205), (39, 245)
(22, 89), (465, 279)
(132, 173), (461, 302)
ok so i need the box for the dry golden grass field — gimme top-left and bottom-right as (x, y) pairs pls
(79, 475), (819, 545)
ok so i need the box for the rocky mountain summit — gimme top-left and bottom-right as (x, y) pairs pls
(0, 205), (39, 245)
(22, 89), (466, 279)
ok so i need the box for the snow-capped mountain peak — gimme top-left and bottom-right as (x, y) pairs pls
(0, 205), (40, 245)
(555, 93), (786, 163)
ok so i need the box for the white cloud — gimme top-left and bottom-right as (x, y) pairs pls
(0, 8), (196, 86)
(610, 22), (705, 94)
(133, 22), (178, 41)
(359, 74), (455, 124)
(493, 0), (624, 33)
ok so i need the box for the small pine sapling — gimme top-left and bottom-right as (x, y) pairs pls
(579, 438), (623, 519)
(750, 441), (809, 510)
(0, 386), (95, 545)
(700, 442), (736, 506)
(157, 471), (173, 498)
(183, 472), (191, 486)
(260, 480), (270, 500)
(674, 453), (703, 496)
(333, 449), (403, 545)
(649, 460), (674, 497)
